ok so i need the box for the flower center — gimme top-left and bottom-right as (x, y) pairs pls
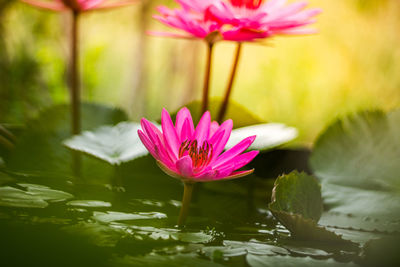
(229, 0), (264, 10)
(179, 140), (213, 169)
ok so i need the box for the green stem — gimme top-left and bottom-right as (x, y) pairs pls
(201, 43), (214, 115)
(178, 182), (195, 226)
(70, 11), (81, 135)
(217, 43), (243, 123)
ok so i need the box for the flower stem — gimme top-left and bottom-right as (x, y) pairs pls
(201, 43), (214, 115)
(178, 182), (195, 226)
(70, 11), (81, 135)
(217, 43), (242, 123)
(70, 11), (82, 178)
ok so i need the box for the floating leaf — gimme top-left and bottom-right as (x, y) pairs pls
(66, 200), (112, 208)
(0, 183), (73, 208)
(360, 235), (400, 266)
(93, 211), (167, 223)
(269, 210), (356, 245)
(226, 123), (298, 151)
(269, 171), (355, 245)
(64, 122), (150, 165)
(223, 240), (289, 256)
(246, 254), (358, 267)
(310, 110), (400, 191)
(310, 110), (400, 232)
(319, 184), (400, 232)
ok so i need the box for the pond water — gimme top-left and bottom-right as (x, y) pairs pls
(0, 151), (361, 267)
(1, 105), (398, 266)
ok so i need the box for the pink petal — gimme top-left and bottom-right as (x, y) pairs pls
(209, 121), (220, 137)
(161, 108), (180, 161)
(137, 130), (158, 160)
(180, 119), (193, 143)
(208, 119), (233, 160)
(215, 163), (235, 178)
(213, 135), (256, 168)
(175, 107), (194, 141)
(141, 119), (173, 166)
(176, 155), (194, 177)
(194, 111), (211, 145)
(231, 150), (259, 170)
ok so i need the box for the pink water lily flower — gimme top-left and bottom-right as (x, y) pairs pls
(21, 0), (135, 12)
(153, 0), (269, 42)
(207, 0), (322, 37)
(138, 107), (259, 182)
(152, 0), (321, 42)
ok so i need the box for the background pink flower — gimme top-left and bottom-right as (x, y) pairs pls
(21, 0), (135, 12)
(152, 0), (321, 42)
(138, 107), (259, 182)
(207, 0), (322, 37)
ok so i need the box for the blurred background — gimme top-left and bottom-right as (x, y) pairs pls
(0, 0), (399, 145)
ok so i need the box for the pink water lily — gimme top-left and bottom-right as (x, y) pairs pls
(207, 0), (322, 37)
(152, 0), (321, 42)
(138, 107), (259, 183)
(21, 0), (135, 12)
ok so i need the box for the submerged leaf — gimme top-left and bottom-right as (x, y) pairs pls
(64, 122), (150, 165)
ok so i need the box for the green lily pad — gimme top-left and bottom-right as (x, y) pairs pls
(93, 211), (167, 223)
(310, 110), (400, 232)
(222, 240), (289, 256)
(226, 123), (298, 151)
(269, 171), (322, 222)
(246, 254), (358, 267)
(66, 200), (112, 208)
(0, 183), (73, 208)
(310, 110), (400, 191)
(268, 171), (355, 245)
(64, 122), (149, 165)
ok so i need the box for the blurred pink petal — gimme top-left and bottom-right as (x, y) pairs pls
(139, 108), (258, 183)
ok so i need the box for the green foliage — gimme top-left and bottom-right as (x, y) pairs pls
(0, 183), (73, 208)
(269, 171), (322, 222)
(311, 110), (400, 233)
(268, 171), (355, 245)
(64, 122), (149, 165)
(310, 110), (400, 191)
